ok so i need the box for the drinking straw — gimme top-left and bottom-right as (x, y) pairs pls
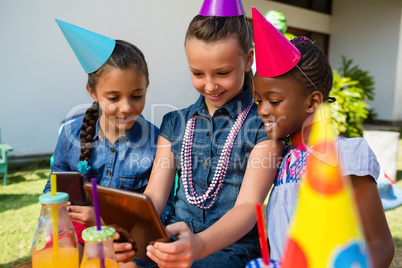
(256, 203), (269, 265)
(91, 178), (105, 268)
(50, 174), (59, 260)
(91, 178), (102, 231)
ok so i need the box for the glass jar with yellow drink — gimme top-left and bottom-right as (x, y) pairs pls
(32, 192), (79, 268)
(80, 226), (118, 268)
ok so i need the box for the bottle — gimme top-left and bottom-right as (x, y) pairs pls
(32, 192), (79, 268)
(80, 226), (118, 268)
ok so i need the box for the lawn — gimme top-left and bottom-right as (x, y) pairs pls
(0, 167), (50, 267)
(1, 143), (402, 267)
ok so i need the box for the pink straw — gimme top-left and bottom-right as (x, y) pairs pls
(91, 178), (101, 231)
(256, 203), (270, 265)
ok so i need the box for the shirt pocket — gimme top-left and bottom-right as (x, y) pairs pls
(213, 140), (253, 174)
(171, 138), (201, 169)
(119, 175), (148, 193)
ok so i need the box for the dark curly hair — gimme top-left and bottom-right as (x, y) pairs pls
(282, 37), (333, 100)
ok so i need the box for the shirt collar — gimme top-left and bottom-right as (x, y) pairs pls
(94, 114), (147, 144)
(125, 115), (147, 144)
(188, 85), (253, 118)
(94, 120), (100, 140)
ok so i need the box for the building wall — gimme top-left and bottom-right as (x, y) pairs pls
(249, 0), (402, 121)
(394, 13), (402, 121)
(2, 0), (401, 156)
(330, 0), (402, 121)
(243, 0), (330, 34)
(0, 0), (202, 156)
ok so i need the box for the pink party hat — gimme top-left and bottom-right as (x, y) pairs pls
(55, 19), (115, 74)
(252, 7), (301, 78)
(199, 0), (245, 17)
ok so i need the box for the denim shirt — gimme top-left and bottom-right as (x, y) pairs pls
(160, 86), (268, 252)
(43, 115), (159, 194)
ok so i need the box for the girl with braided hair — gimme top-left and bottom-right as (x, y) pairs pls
(43, 20), (165, 261)
(252, 8), (394, 267)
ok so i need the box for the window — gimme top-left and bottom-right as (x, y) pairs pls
(286, 27), (330, 56)
(271, 0), (332, 14)
(248, 19), (330, 57)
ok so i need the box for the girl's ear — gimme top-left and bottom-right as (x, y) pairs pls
(86, 83), (97, 102)
(306, 91), (323, 114)
(245, 48), (254, 72)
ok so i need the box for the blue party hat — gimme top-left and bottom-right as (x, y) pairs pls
(55, 19), (116, 73)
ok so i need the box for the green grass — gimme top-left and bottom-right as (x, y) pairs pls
(387, 192), (402, 268)
(0, 167), (50, 267)
(385, 139), (402, 268)
(1, 142), (402, 267)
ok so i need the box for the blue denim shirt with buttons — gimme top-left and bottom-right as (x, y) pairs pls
(160, 86), (268, 262)
(44, 115), (159, 194)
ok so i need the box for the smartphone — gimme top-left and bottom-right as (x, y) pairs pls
(51, 171), (92, 206)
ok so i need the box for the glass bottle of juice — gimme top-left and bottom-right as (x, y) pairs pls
(32, 192), (79, 268)
(80, 226), (119, 268)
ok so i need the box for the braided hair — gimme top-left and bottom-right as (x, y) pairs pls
(79, 102), (99, 163)
(79, 40), (149, 164)
(284, 37), (333, 100)
(185, 15), (254, 89)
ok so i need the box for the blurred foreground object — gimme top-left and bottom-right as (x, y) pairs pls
(281, 105), (372, 268)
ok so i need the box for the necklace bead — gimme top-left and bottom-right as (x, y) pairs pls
(180, 100), (253, 209)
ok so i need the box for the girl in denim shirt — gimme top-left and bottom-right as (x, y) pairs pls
(252, 8), (394, 267)
(116, 1), (283, 267)
(43, 20), (162, 261)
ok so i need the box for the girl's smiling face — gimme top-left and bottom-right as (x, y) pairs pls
(253, 74), (312, 140)
(185, 37), (253, 116)
(88, 67), (148, 139)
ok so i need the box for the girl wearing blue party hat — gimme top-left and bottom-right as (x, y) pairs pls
(43, 19), (172, 261)
(115, 1), (283, 267)
(252, 7), (394, 268)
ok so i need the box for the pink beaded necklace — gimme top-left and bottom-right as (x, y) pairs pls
(180, 100), (254, 209)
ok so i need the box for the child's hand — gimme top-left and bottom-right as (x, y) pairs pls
(66, 203), (96, 226)
(112, 226), (137, 263)
(146, 222), (204, 268)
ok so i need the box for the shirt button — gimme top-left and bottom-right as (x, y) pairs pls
(203, 162), (208, 168)
(107, 170), (111, 176)
(201, 190), (206, 196)
(206, 131), (211, 137)
(111, 148), (115, 153)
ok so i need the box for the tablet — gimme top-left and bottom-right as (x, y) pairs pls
(51, 171), (92, 206)
(84, 183), (168, 261)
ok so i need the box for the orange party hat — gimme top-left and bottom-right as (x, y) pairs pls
(281, 104), (372, 268)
